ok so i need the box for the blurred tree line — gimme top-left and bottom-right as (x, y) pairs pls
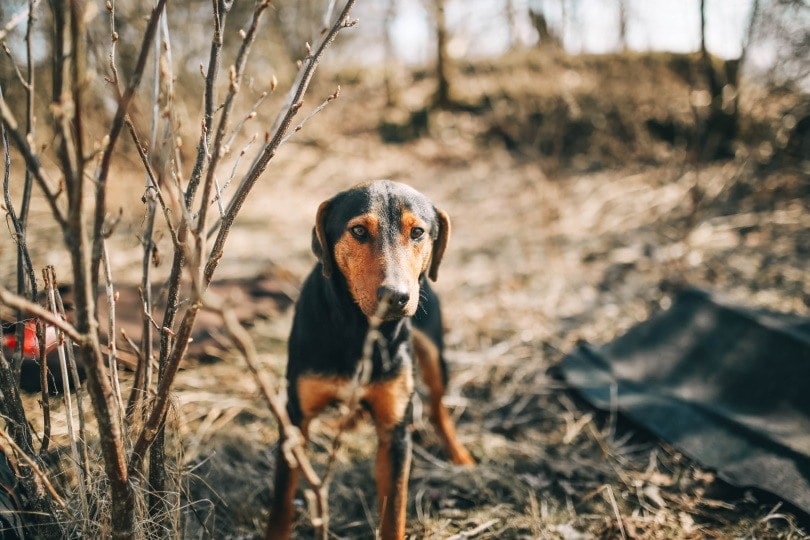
(0, 0), (807, 161)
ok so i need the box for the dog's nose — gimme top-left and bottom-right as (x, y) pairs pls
(377, 285), (409, 309)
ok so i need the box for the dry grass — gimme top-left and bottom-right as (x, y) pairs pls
(8, 49), (809, 537)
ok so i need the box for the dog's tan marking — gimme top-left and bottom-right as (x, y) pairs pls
(364, 368), (414, 540)
(334, 214), (386, 317)
(297, 374), (354, 419)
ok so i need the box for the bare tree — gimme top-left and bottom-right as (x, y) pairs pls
(696, 0), (751, 160)
(529, 1), (563, 49)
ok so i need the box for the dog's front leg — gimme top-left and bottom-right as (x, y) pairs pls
(375, 418), (412, 540)
(266, 398), (307, 540)
(365, 369), (414, 540)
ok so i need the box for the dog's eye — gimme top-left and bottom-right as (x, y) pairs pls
(410, 227), (425, 240)
(350, 225), (368, 239)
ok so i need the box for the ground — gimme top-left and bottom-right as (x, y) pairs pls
(173, 54), (807, 537)
(11, 50), (810, 538)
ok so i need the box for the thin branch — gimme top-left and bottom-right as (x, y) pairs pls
(100, 241), (126, 433)
(17, 0), (40, 358)
(122, 53), (163, 415)
(204, 0), (357, 286)
(0, 91), (66, 227)
(0, 287), (87, 346)
(278, 86), (340, 147)
(237, 293), (386, 539)
(184, 0), (234, 212)
(321, 298), (387, 483)
(36, 320), (52, 454)
(51, 275), (90, 456)
(129, 299), (202, 475)
(132, 0), (357, 491)
(223, 89), (270, 152)
(149, 1), (235, 459)
(124, 116), (180, 249)
(68, 0), (87, 195)
(43, 266), (89, 520)
(91, 0), (168, 291)
(194, 0), (271, 240)
(205, 299), (325, 508)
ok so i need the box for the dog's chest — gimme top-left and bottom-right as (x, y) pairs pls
(296, 366), (414, 429)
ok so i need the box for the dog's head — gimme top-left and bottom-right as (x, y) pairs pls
(311, 180), (450, 319)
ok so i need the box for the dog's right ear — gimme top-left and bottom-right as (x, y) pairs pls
(311, 199), (333, 277)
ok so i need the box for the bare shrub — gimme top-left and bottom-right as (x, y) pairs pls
(0, 0), (356, 536)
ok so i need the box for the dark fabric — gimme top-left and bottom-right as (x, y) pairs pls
(559, 288), (810, 514)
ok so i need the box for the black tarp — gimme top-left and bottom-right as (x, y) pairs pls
(559, 288), (810, 514)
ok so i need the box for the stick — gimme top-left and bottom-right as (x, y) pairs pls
(446, 519), (500, 540)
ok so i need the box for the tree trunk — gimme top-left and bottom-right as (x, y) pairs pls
(433, 0), (452, 108)
(698, 0), (738, 160)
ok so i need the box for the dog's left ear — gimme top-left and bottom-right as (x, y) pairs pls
(311, 199), (333, 278)
(428, 208), (450, 281)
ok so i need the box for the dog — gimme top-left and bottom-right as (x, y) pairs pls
(267, 180), (474, 539)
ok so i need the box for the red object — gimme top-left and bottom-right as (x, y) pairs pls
(3, 321), (40, 357)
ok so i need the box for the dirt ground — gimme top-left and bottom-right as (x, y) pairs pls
(10, 51), (809, 538)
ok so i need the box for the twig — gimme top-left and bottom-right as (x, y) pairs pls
(223, 90), (270, 152)
(36, 320), (52, 453)
(604, 484), (627, 540)
(43, 266), (89, 519)
(446, 519), (500, 540)
(100, 241), (126, 434)
(124, 116), (180, 248)
(204, 297), (328, 536)
(0, 84), (35, 368)
(144, 12), (176, 530)
(184, 0), (234, 212)
(321, 297), (389, 482)
(206, 133), (258, 238)
(0, 428), (67, 510)
(278, 86), (340, 146)
(194, 0), (271, 241)
(53, 290), (89, 479)
(129, 299), (202, 475)
(8, 0), (40, 374)
(0, 287), (86, 346)
(140, 0), (238, 485)
(0, 87), (66, 227)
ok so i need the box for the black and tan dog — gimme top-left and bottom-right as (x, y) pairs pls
(267, 180), (474, 539)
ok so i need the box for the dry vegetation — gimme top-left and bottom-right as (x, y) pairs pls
(169, 52), (806, 537)
(1, 6), (808, 538)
